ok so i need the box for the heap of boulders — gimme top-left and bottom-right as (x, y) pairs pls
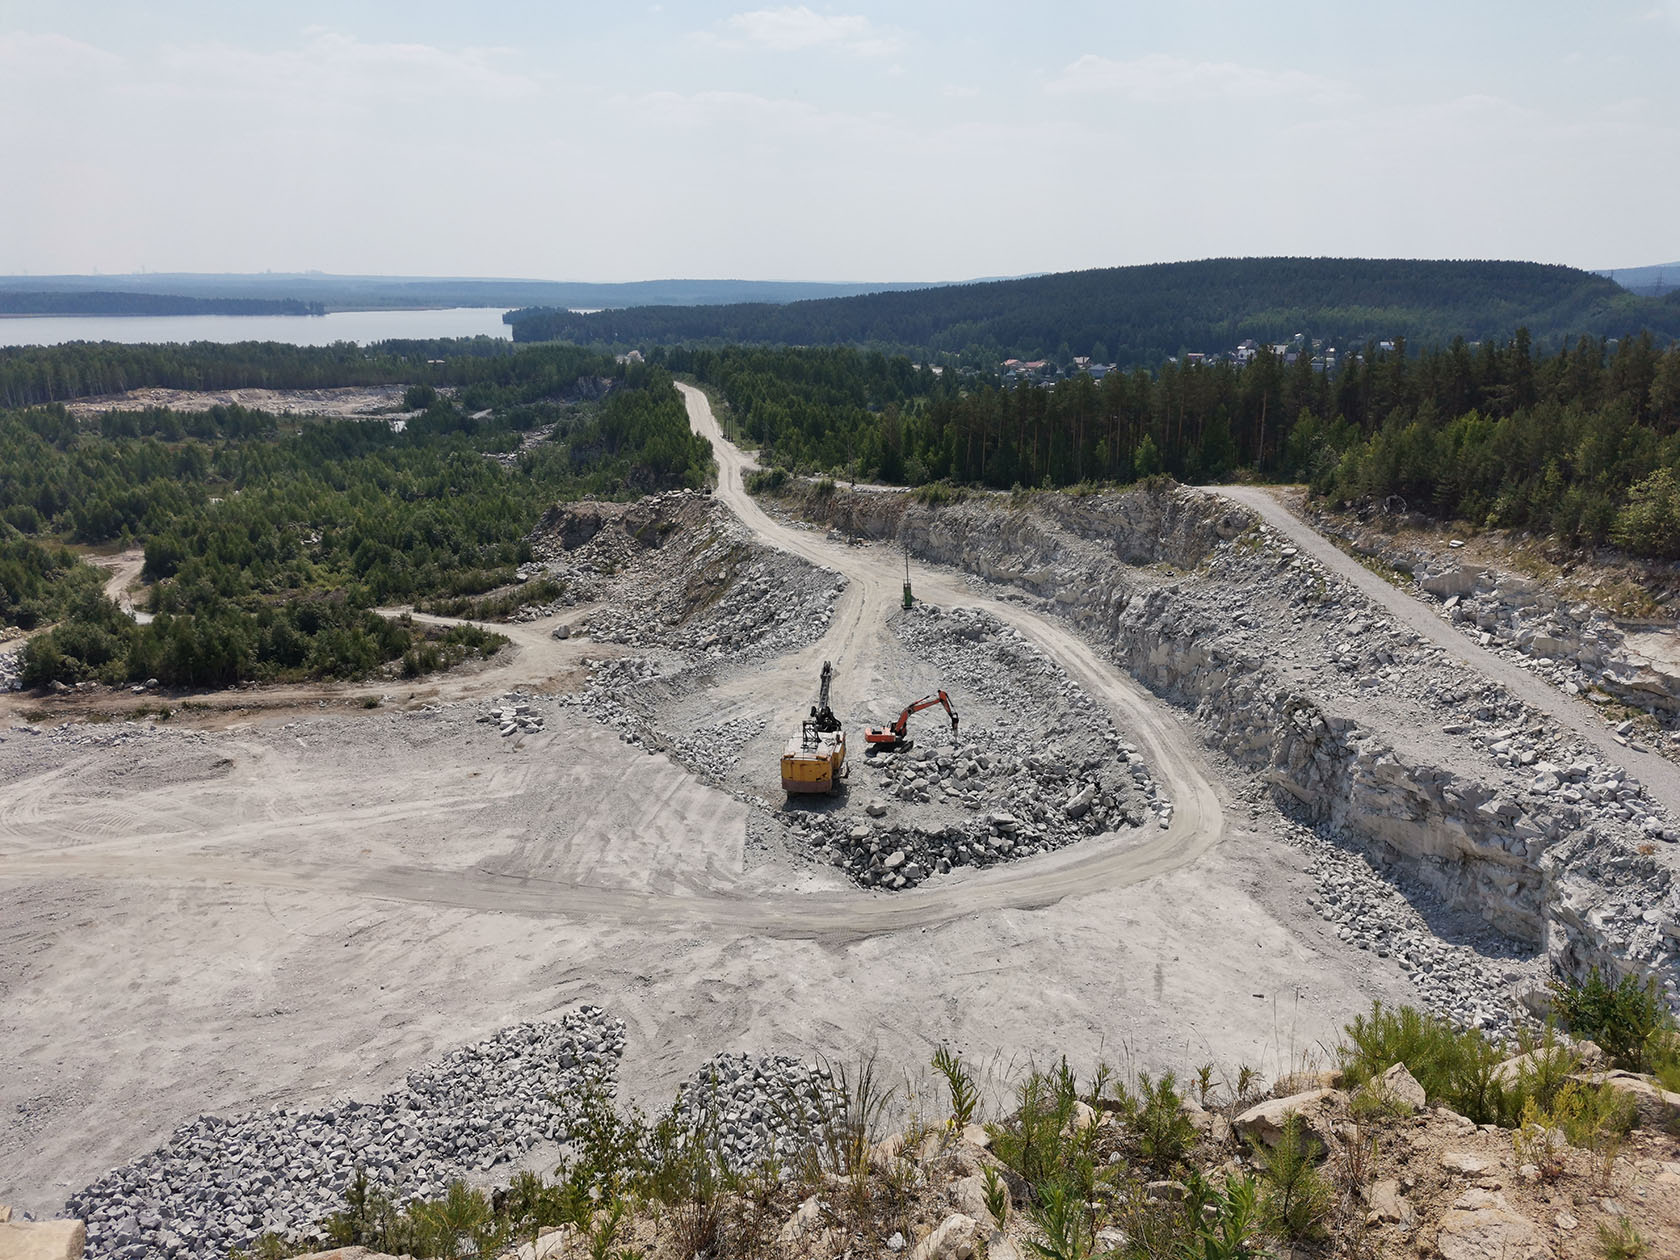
(478, 693), (547, 737)
(527, 490), (845, 664)
(1280, 818), (1540, 1033)
(672, 1053), (843, 1172)
(64, 1009), (625, 1260)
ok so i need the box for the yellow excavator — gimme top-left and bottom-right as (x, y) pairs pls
(781, 660), (847, 795)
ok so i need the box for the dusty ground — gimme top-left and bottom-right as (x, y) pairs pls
(0, 390), (1428, 1215)
(60, 385), (423, 419)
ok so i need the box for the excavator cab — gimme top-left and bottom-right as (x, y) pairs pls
(864, 689), (959, 753)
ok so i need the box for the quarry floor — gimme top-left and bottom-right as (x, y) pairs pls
(0, 387), (1442, 1213)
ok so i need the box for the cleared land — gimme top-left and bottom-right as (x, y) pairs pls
(0, 387), (1423, 1215)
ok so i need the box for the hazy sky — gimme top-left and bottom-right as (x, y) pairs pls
(3, 1), (1677, 281)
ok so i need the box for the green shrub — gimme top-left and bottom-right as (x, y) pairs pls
(1597, 1216), (1651, 1260)
(1611, 468), (1680, 560)
(1128, 1071), (1197, 1177)
(1024, 1178), (1093, 1260)
(1338, 1001), (1517, 1125)
(932, 1046), (980, 1129)
(1550, 968), (1677, 1072)
(1251, 1113), (1330, 1242)
(1182, 1173), (1268, 1260)
(987, 1060), (1093, 1197)
(745, 465), (790, 495)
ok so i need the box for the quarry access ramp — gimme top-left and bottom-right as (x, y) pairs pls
(1216, 483), (1680, 820)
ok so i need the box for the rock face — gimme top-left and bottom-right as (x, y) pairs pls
(0, 1219), (87, 1260)
(1367, 1062), (1427, 1113)
(1575, 1070), (1680, 1127)
(1434, 1189), (1549, 1260)
(774, 480), (1680, 1018)
(1232, 1088), (1340, 1148)
(908, 1212), (979, 1260)
(1365, 1178), (1415, 1227)
(1343, 524), (1680, 721)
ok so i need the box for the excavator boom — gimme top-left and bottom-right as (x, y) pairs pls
(783, 659), (846, 794)
(864, 688), (958, 750)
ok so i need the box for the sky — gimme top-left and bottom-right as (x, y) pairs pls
(2, 0), (1677, 282)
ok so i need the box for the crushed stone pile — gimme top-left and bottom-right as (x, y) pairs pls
(557, 655), (667, 751)
(529, 490), (845, 663)
(672, 1053), (843, 1173)
(65, 1009), (625, 1260)
(1278, 817), (1540, 1034)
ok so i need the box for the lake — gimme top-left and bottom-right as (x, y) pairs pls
(0, 307), (514, 348)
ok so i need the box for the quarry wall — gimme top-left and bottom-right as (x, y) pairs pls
(777, 482), (1680, 1010)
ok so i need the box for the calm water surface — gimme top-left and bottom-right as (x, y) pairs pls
(0, 307), (513, 348)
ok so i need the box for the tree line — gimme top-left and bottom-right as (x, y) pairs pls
(0, 338), (614, 410)
(2, 348), (711, 689)
(662, 331), (1680, 558)
(0, 290), (326, 316)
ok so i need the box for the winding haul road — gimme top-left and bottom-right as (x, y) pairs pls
(0, 386), (1227, 937)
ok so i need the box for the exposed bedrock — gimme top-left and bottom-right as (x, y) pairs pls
(775, 482), (1680, 1008)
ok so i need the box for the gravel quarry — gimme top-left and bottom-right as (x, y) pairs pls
(4, 385), (1679, 1254)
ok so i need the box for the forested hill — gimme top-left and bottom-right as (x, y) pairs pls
(0, 291), (323, 316)
(508, 258), (1680, 363)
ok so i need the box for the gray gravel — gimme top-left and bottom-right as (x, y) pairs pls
(64, 1007), (625, 1260)
(673, 1052), (843, 1173)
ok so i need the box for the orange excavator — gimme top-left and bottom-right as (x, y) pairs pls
(864, 690), (959, 752)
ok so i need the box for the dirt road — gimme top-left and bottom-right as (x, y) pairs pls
(1215, 485), (1680, 817)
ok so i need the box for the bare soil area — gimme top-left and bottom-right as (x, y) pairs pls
(0, 389), (1432, 1218)
(60, 385), (422, 418)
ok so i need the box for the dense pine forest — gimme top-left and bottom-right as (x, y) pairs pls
(512, 258), (1680, 366)
(664, 330), (1680, 558)
(0, 337), (602, 409)
(7, 307), (1680, 697)
(0, 343), (711, 688)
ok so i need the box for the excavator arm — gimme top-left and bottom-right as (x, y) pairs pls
(867, 688), (958, 748)
(810, 660), (842, 733)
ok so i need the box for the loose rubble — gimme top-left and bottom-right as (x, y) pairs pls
(528, 491), (845, 663)
(1279, 818), (1540, 1034)
(477, 692), (547, 737)
(1325, 515), (1680, 737)
(672, 1053), (843, 1172)
(65, 1009), (626, 1260)
(771, 478), (1680, 1013)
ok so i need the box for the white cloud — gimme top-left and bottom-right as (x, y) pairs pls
(718, 6), (903, 57)
(1047, 53), (1353, 106)
(1644, 2), (1680, 32)
(149, 27), (539, 105)
(0, 31), (120, 75)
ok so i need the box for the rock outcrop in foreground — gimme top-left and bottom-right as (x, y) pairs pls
(35, 1007), (1680, 1260)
